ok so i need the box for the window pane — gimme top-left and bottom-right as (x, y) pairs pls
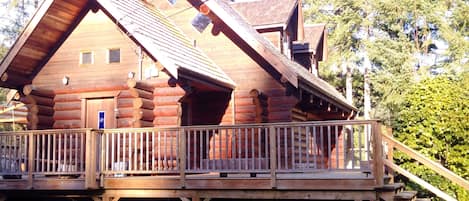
(81, 52), (92, 64)
(109, 49), (120, 63)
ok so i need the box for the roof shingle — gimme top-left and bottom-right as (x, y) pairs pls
(98, 0), (235, 88)
(229, 0), (297, 27)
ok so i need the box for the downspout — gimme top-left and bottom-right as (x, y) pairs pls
(137, 46), (143, 80)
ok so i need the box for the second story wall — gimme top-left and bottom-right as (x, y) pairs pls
(33, 10), (142, 90)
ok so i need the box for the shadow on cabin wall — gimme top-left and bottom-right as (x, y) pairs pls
(181, 91), (232, 126)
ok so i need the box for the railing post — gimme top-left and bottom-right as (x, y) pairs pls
(85, 129), (98, 189)
(384, 126), (394, 183)
(179, 128), (186, 188)
(269, 126), (277, 189)
(27, 132), (34, 189)
(100, 130), (105, 188)
(372, 122), (384, 187)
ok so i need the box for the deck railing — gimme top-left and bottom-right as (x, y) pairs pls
(0, 120), (384, 188)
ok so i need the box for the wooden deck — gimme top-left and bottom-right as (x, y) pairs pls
(0, 120), (386, 200)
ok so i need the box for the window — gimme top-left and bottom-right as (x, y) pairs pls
(108, 48), (120, 63)
(80, 51), (93, 64)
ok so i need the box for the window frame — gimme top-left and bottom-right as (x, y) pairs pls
(80, 51), (94, 65)
(107, 48), (121, 64)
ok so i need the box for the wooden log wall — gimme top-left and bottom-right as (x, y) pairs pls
(116, 79), (155, 128)
(152, 79), (185, 127)
(53, 93), (81, 129)
(21, 85), (55, 130)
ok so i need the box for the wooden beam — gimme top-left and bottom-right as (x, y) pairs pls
(0, 117), (27, 123)
(0, 103), (25, 115)
(127, 79), (154, 93)
(0, 0), (54, 77)
(28, 1), (91, 80)
(22, 85), (55, 98)
(1, 71), (30, 86)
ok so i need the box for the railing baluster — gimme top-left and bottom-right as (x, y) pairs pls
(128, 132), (132, 171)
(117, 132), (121, 172)
(244, 127), (248, 170)
(123, 132), (126, 172)
(199, 129), (203, 170)
(41, 134), (45, 172)
(146, 131), (149, 171)
(74, 132), (78, 172)
(327, 126), (332, 169)
(351, 125), (355, 169)
(320, 126), (324, 169)
(206, 129), (210, 170)
(359, 125), (363, 166)
(105, 133), (109, 172)
(58, 133), (62, 172)
(69, 133), (73, 172)
(158, 130), (161, 171)
(257, 127), (261, 170)
(134, 131), (137, 171)
(291, 126), (294, 170)
(237, 128), (241, 170)
(209, 129), (217, 171)
(343, 125), (347, 170)
(335, 125), (339, 169)
(140, 131), (143, 171)
(152, 130), (155, 171)
(306, 126), (310, 169)
(187, 130), (191, 171)
(283, 127), (288, 170)
(47, 134), (51, 172)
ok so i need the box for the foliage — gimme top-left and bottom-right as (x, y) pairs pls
(304, 0), (468, 199)
(394, 73), (469, 200)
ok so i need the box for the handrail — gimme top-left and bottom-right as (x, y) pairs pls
(384, 159), (457, 201)
(382, 134), (469, 191)
(101, 119), (381, 132)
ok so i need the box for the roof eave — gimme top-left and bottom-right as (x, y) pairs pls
(298, 78), (357, 112)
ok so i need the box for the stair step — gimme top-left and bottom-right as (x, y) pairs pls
(394, 191), (417, 201)
(377, 182), (406, 192)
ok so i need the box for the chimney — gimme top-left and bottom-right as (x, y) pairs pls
(297, 0), (305, 41)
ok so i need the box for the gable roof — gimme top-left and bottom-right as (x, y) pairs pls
(229, 0), (297, 28)
(304, 24), (326, 53)
(0, 0), (235, 89)
(293, 24), (327, 61)
(188, 0), (356, 112)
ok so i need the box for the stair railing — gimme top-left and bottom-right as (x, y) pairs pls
(382, 132), (468, 200)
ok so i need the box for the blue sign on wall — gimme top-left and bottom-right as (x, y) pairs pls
(98, 111), (105, 129)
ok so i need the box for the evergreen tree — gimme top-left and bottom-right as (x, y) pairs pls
(304, 0), (468, 199)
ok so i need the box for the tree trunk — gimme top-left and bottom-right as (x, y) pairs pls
(363, 57), (371, 120)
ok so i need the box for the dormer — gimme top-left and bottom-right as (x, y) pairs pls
(292, 24), (328, 76)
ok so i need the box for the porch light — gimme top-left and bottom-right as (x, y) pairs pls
(62, 76), (70, 85)
(128, 71), (135, 79)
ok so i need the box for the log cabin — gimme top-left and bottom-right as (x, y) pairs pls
(0, 0), (451, 201)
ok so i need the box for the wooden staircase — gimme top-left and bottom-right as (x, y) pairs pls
(379, 130), (468, 201)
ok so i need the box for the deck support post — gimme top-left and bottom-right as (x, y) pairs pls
(85, 129), (98, 189)
(372, 122), (384, 187)
(179, 128), (187, 188)
(27, 131), (34, 189)
(269, 126), (277, 188)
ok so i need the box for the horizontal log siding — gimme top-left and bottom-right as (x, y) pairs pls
(33, 11), (141, 90)
(157, 2), (299, 125)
